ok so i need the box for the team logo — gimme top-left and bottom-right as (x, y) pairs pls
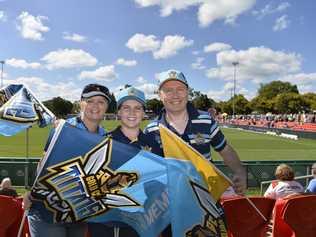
(128, 88), (136, 96)
(168, 71), (178, 79)
(194, 133), (205, 145)
(141, 145), (152, 152)
(186, 182), (226, 237)
(34, 138), (140, 222)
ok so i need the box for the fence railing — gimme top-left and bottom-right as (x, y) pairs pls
(0, 157), (314, 188)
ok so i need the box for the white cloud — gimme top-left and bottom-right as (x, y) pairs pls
(10, 76), (82, 101)
(63, 32), (87, 42)
(136, 76), (147, 84)
(136, 83), (158, 99)
(192, 50), (200, 55)
(204, 42), (232, 53)
(0, 10), (7, 22)
(206, 46), (302, 84)
(252, 2), (290, 19)
(207, 82), (254, 101)
(41, 49), (97, 69)
(273, 15), (290, 31)
(79, 65), (118, 81)
(134, 0), (255, 27)
(116, 58), (137, 67)
(198, 1), (256, 27)
(6, 58), (41, 69)
(127, 34), (193, 59)
(126, 33), (160, 53)
(279, 73), (316, 94)
(153, 35), (193, 59)
(16, 11), (49, 41)
(191, 57), (206, 70)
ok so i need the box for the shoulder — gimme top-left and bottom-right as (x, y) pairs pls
(144, 120), (160, 133)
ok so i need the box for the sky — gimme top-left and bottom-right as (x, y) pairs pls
(0, 0), (315, 102)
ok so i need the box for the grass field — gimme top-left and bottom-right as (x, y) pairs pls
(1, 120), (316, 160)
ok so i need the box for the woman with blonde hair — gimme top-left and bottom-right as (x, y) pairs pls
(264, 164), (304, 199)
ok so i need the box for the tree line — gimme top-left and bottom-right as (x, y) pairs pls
(43, 81), (316, 118)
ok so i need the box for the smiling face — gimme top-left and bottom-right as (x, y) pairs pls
(159, 80), (189, 114)
(80, 95), (108, 123)
(118, 99), (144, 129)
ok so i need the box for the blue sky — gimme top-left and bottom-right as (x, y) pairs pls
(0, 0), (315, 102)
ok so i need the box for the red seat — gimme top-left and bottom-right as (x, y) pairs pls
(0, 195), (20, 237)
(283, 195), (316, 237)
(222, 196), (275, 237)
(272, 198), (295, 237)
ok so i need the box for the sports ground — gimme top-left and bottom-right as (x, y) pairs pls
(0, 120), (315, 161)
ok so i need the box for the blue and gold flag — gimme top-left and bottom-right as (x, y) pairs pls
(30, 121), (225, 236)
(0, 84), (54, 136)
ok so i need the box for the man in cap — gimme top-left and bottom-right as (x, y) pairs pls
(25, 83), (111, 237)
(145, 69), (246, 194)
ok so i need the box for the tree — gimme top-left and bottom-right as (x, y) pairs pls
(234, 94), (252, 114)
(274, 93), (310, 114)
(146, 98), (163, 115)
(43, 97), (73, 118)
(107, 93), (117, 113)
(257, 81), (299, 99)
(302, 93), (316, 111)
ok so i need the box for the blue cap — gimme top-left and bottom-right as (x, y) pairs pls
(158, 69), (188, 89)
(116, 87), (146, 108)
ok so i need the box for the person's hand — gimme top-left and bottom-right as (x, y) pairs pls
(232, 168), (247, 195)
(53, 118), (61, 128)
(22, 191), (33, 210)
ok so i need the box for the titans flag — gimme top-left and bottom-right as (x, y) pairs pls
(0, 84), (55, 136)
(30, 121), (225, 236)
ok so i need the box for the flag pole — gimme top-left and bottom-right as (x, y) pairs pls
(245, 197), (267, 222)
(24, 127), (30, 189)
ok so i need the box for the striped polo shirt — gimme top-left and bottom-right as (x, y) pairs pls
(144, 103), (227, 161)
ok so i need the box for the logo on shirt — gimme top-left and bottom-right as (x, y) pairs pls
(141, 145), (152, 152)
(194, 133), (205, 145)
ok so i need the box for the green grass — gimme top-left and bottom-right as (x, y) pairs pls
(1, 121), (316, 161)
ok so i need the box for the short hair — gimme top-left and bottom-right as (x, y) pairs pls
(275, 164), (295, 181)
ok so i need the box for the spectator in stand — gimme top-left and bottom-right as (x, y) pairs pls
(306, 163), (316, 193)
(264, 164), (304, 199)
(0, 177), (18, 197)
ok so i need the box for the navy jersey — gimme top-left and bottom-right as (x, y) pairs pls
(144, 103), (226, 161)
(109, 126), (163, 157)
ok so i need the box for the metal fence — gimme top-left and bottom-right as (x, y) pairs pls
(0, 157), (314, 188)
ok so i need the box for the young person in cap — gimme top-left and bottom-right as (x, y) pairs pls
(89, 86), (162, 237)
(145, 69), (246, 194)
(24, 83), (111, 237)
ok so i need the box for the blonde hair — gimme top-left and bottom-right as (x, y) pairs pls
(275, 164), (295, 181)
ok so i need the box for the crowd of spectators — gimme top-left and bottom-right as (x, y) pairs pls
(216, 112), (316, 132)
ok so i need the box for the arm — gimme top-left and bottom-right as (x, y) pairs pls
(218, 143), (246, 195)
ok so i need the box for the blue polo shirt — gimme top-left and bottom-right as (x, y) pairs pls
(306, 178), (316, 193)
(109, 126), (163, 157)
(144, 103), (227, 161)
